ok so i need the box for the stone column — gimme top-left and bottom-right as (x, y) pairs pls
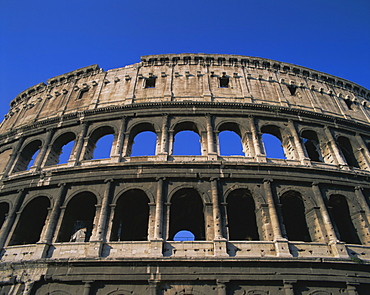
(216, 280), (227, 295)
(121, 131), (130, 157)
(148, 280), (159, 295)
(211, 178), (223, 239)
(355, 133), (370, 170)
(283, 280), (296, 295)
(0, 189), (27, 249)
(82, 281), (92, 295)
(158, 115), (169, 161)
(354, 187), (370, 244)
(154, 178), (164, 240)
(52, 205), (67, 243)
(288, 120), (310, 165)
(249, 116), (265, 162)
(111, 117), (127, 162)
(168, 130), (174, 156)
(92, 179), (114, 242)
(70, 122), (89, 165)
(39, 183), (67, 244)
(206, 114), (217, 160)
(164, 203), (171, 240)
(323, 126), (347, 167)
(34, 129), (55, 170)
(346, 283), (359, 295)
(2, 136), (25, 178)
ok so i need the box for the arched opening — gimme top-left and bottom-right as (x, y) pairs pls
(173, 230), (195, 241)
(169, 188), (205, 240)
(301, 130), (323, 162)
(337, 136), (360, 168)
(57, 192), (97, 242)
(173, 122), (202, 156)
(110, 189), (149, 241)
(0, 202), (9, 230)
(8, 197), (50, 245)
(13, 140), (42, 172)
(84, 126), (115, 160)
(45, 132), (76, 166)
(227, 189), (259, 240)
(280, 191), (311, 242)
(219, 131), (243, 156)
(261, 125), (286, 159)
(131, 131), (157, 156)
(328, 195), (361, 244)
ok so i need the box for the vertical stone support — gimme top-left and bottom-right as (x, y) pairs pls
(22, 281), (34, 295)
(39, 183), (67, 245)
(148, 280), (159, 295)
(216, 280), (228, 295)
(168, 130), (174, 156)
(346, 283), (359, 295)
(206, 114), (217, 160)
(111, 117), (127, 162)
(249, 116), (266, 162)
(288, 120), (311, 165)
(82, 281), (92, 295)
(354, 187), (370, 244)
(121, 131), (130, 157)
(92, 179), (114, 242)
(283, 280), (296, 295)
(34, 128), (55, 170)
(323, 126), (347, 167)
(52, 206), (67, 243)
(263, 179), (291, 257)
(70, 122), (89, 165)
(164, 203), (171, 240)
(2, 136), (25, 177)
(354, 133), (370, 170)
(154, 178), (164, 240)
(158, 115), (169, 160)
(0, 189), (27, 249)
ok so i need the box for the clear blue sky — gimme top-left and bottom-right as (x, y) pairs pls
(0, 0), (369, 120)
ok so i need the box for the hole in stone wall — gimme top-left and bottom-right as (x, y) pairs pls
(145, 77), (156, 88)
(14, 140), (42, 172)
(173, 130), (201, 156)
(337, 136), (359, 168)
(0, 202), (9, 230)
(173, 230), (195, 241)
(219, 74), (229, 88)
(301, 130), (323, 162)
(131, 131), (157, 156)
(219, 130), (243, 156)
(261, 126), (286, 159)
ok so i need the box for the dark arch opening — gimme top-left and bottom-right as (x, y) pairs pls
(57, 192), (97, 242)
(84, 126), (115, 160)
(9, 197), (50, 245)
(337, 136), (360, 168)
(169, 188), (205, 240)
(328, 195), (361, 244)
(0, 202), (9, 230)
(173, 122), (202, 156)
(14, 140), (42, 172)
(219, 127), (243, 156)
(110, 189), (149, 241)
(227, 189), (259, 240)
(280, 191), (311, 242)
(261, 125), (286, 159)
(301, 130), (323, 162)
(45, 132), (76, 166)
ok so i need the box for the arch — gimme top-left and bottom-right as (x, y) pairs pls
(226, 189), (259, 240)
(83, 126), (115, 160)
(169, 188), (205, 240)
(110, 189), (149, 241)
(0, 202), (9, 230)
(127, 122), (158, 156)
(13, 140), (42, 172)
(8, 196), (50, 245)
(337, 136), (360, 168)
(173, 230), (195, 241)
(261, 125), (286, 159)
(45, 132), (76, 166)
(328, 194), (361, 244)
(219, 130), (244, 156)
(57, 192), (97, 242)
(301, 130), (323, 162)
(280, 191), (311, 242)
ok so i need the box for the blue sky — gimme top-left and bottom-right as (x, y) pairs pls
(0, 0), (369, 121)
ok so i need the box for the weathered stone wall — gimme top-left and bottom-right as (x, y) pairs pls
(0, 54), (369, 294)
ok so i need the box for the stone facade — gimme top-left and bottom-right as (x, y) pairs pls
(0, 54), (369, 294)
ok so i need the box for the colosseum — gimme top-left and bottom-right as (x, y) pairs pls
(0, 53), (369, 294)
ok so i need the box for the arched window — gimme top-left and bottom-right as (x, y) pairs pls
(0, 202), (9, 230)
(8, 197), (50, 245)
(261, 125), (286, 159)
(169, 188), (205, 240)
(280, 191), (311, 242)
(110, 189), (149, 241)
(84, 126), (115, 160)
(57, 192), (97, 242)
(337, 136), (360, 168)
(328, 195), (361, 244)
(173, 230), (195, 241)
(227, 189), (259, 240)
(45, 132), (76, 166)
(301, 130), (323, 162)
(173, 126), (202, 156)
(219, 131), (243, 156)
(131, 131), (157, 156)
(13, 140), (42, 172)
